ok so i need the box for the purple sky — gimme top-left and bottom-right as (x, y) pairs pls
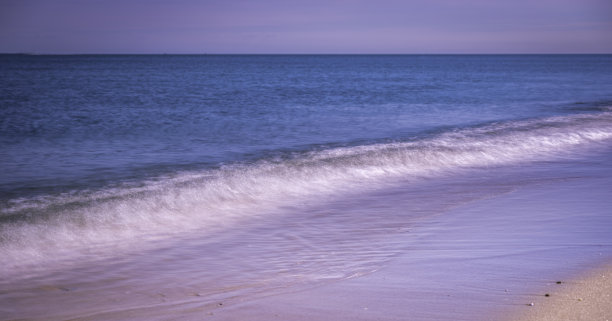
(1, 0), (611, 54)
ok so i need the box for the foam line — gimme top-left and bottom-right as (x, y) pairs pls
(1, 111), (611, 276)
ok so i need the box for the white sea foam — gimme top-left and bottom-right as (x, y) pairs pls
(1, 111), (612, 276)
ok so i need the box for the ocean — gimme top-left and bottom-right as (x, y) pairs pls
(1, 54), (612, 320)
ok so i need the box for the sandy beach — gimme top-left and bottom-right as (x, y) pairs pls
(514, 264), (612, 321)
(201, 166), (612, 321)
(1, 155), (611, 321)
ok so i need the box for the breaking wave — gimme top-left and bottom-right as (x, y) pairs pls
(1, 110), (612, 276)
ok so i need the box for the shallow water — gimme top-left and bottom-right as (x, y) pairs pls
(2, 142), (611, 320)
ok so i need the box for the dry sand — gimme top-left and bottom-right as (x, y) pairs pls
(513, 265), (612, 321)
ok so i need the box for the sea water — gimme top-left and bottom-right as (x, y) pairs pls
(1, 55), (611, 319)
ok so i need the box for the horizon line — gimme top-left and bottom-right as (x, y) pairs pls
(2, 52), (611, 56)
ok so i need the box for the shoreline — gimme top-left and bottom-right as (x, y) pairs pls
(205, 167), (612, 321)
(512, 264), (612, 321)
(2, 152), (611, 320)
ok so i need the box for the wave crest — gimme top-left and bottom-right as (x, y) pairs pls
(1, 111), (612, 275)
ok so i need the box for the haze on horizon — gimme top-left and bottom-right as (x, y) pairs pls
(0, 0), (611, 54)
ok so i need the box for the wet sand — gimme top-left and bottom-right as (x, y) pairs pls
(1, 159), (611, 320)
(206, 172), (612, 321)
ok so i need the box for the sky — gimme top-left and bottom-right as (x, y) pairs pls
(0, 0), (611, 54)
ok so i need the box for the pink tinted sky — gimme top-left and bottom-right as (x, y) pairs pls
(0, 0), (611, 54)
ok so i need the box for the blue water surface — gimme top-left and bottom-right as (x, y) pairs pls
(1, 54), (612, 197)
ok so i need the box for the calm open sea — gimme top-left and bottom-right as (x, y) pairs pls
(1, 54), (611, 319)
